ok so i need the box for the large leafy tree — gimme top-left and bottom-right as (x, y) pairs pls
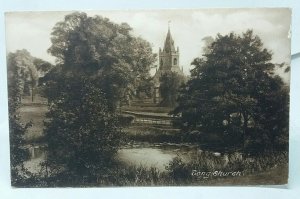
(173, 30), (289, 152)
(43, 12), (156, 178)
(7, 50), (39, 102)
(44, 75), (121, 177)
(47, 12), (156, 110)
(6, 50), (53, 102)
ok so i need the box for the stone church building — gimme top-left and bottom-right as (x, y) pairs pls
(152, 27), (185, 104)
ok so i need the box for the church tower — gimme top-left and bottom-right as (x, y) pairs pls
(153, 26), (185, 104)
(158, 27), (180, 72)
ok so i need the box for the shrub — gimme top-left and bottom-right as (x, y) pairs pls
(166, 156), (191, 183)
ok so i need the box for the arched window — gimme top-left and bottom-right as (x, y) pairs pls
(160, 59), (163, 66)
(173, 58), (177, 65)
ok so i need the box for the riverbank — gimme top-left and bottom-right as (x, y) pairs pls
(16, 97), (288, 187)
(18, 150), (287, 187)
(106, 150), (288, 186)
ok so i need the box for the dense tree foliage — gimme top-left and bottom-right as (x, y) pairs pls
(7, 51), (30, 185)
(43, 12), (156, 177)
(44, 75), (121, 177)
(7, 50), (53, 102)
(7, 50), (38, 101)
(173, 30), (289, 152)
(47, 12), (156, 110)
(159, 72), (185, 107)
(33, 58), (54, 77)
(135, 76), (154, 99)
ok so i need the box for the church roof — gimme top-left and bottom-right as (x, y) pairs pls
(163, 28), (176, 53)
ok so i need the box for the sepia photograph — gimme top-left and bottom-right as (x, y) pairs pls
(5, 8), (291, 187)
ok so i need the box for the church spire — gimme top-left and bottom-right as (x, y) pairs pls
(163, 24), (176, 53)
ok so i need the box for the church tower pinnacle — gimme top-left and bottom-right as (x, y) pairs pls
(158, 26), (180, 72)
(163, 26), (176, 53)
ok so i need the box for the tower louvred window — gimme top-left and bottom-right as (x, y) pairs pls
(174, 58), (177, 65)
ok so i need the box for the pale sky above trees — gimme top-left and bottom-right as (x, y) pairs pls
(5, 9), (291, 81)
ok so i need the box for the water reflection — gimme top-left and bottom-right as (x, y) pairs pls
(117, 143), (198, 171)
(24, 143), (205, 173)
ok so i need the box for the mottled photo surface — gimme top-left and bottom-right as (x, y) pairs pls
(6, 9), (291, 187)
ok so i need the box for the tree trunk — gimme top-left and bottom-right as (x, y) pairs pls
(242, 112), (248, 149)
(31, 85), (34, 102)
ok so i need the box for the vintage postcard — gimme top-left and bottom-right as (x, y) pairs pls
(6, 9), (291, 187)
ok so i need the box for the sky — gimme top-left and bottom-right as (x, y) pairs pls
(5, 9), (291, 80)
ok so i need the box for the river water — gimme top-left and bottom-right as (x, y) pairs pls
(116, 143), (199, 171)
(24, 143), (199, 173)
